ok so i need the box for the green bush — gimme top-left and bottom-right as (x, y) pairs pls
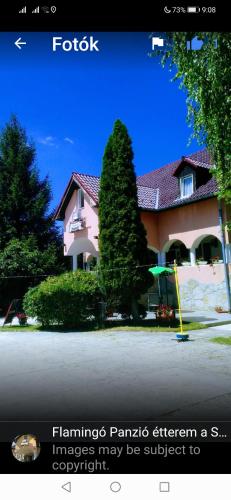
(23, 271), (102, 328)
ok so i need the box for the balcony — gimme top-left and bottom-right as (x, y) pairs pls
(69, 210), (86, 232)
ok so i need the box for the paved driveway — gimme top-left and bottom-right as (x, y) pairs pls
(0, 326), (231, 421)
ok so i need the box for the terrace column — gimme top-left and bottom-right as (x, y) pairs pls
(73, 255), (78, 271)
(226, 244), (231, 263)
(158, 251), (166, 266)
(190, 247), (196, 266)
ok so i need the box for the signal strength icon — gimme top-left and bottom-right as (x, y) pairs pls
(19, 6), (27, 13)
(32, 6), (40, 13)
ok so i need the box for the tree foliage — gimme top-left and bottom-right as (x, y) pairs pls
(98, 120), (153, 319)
(0, 115), (61, 250)
(0, 116), (67, 310)
(23, 271), (102, 327)
(159, 32), (231, 202)
(0, 238), (60, 277)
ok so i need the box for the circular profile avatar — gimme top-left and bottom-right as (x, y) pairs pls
(11, 434), (41, 463)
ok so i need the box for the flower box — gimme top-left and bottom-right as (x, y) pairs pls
(155, 305), (175, 323)
(16, 313), (27, 326)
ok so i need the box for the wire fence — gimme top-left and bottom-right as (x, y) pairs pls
(0, 260), (179, 279)
(0, 267), (177, 320)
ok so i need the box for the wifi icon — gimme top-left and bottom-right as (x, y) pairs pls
(32, 6), (40, 13)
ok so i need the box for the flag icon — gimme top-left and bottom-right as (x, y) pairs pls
(152, 37), (164, 50)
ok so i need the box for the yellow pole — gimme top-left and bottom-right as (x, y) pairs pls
(173, 259), (184, 335)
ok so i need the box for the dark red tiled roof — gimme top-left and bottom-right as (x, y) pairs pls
(73, 172), (159, 210)
(55, 149), (217, 219)
(73, 173), (99, 204)
(185, 149), (213, 168)
(137, 149), (216, 209)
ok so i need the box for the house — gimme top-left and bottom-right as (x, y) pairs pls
(55, 149), (231, 311)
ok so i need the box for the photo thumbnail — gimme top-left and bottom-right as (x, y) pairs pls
(0, 31), (230, 425)
(11, 434), (41, 463)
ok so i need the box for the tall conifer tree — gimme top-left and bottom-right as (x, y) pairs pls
(0, 116), (66, 309)
(0, 115), (59, 250)
(99, 120), (153, 319)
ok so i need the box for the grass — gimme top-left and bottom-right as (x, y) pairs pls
(100, 320), (206, 332)
(0, 324), (41, 332)
(211, 336), (231, 346)
(204, 320), (231, 328)
(0, 319), (207, 333)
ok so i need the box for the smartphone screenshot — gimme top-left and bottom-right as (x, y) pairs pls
(0, 1), (230, 498)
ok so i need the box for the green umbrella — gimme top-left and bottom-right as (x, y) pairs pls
(148, 266), (174, 276)
(148, 266), (174, 305)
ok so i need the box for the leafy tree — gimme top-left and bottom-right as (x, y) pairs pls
(0, 237), (64, 311)
(0, 115), (60, 249)
(98, 120), (153, 320)
(0, 237), (60, 277)
(0, 116), (67, 310)
(158, 32), (231, 203)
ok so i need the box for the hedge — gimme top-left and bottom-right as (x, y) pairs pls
(23, 270), (102, 328)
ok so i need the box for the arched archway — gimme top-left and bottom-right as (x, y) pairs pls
(67, 238), (99, 271)
(67, 237), (98, 257)
(163, 239), (190, 266)
(86, 254), (98, 271)
(193, 235), (223, 264)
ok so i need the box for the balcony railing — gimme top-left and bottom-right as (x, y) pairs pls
(69, 212), (86, 232)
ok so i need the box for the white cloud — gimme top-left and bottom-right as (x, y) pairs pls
(38, 136), (56, 146)
(64, 137), (74, 145)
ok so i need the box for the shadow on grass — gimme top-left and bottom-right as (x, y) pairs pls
(35, 318), (231, 333)
(0, 318), (207, 333)
(37, 318), (197, 333)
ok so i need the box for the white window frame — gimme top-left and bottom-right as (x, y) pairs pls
(77, 188), (84, 209)
(180, 174), (194, 199)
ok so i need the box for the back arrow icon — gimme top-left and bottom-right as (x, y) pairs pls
(62, 482), (71, 493)
(15, 37), (27, 49)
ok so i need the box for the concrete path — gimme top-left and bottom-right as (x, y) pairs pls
(0, 325), (231, 421)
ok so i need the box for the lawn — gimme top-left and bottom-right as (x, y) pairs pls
(0, 324), (41, 332)
(211, 336), (231, 346)
(0, 320), (206, 332)
(102, 320), (206, 332)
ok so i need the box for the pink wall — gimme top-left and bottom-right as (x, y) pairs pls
(140, 198), (222, 252)
(62, 188), (230, 309)
(64, 189), (99, 257)
(177, 263), (225, 284)
(141, 211), (159, 251)
(158, 198), (221, 250)
(64, 192), (225, 262)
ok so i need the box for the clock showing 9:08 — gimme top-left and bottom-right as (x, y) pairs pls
(201, 6), (217, 13)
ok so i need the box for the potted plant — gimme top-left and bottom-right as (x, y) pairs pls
(215, 306), (224, 313)
(196, 257), (207, 265)
(182, 260), (191, 266)
(16, 312), (28, 326)
(211, 256), (223, 264)
(156, 304), (175, 322)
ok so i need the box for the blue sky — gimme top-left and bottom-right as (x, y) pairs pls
(0, 32), (200, 210)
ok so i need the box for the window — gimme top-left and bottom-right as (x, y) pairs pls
(77, 189), (84, 208)
(180, 174), (193, 198)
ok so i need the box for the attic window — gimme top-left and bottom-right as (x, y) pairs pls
(78, 188), (84, 208)
(180, 174), (193, 199)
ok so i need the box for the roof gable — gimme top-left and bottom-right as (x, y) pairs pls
(54, 149), (217, 220)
